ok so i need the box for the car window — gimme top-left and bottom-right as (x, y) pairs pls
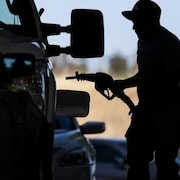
(55, 116), (76, 130)
(117, 141), (127, 156)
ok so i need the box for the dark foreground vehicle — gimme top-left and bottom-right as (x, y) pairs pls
(0, 0), (104, 179)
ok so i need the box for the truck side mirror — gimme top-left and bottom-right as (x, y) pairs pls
(43, 9), (104, 58)
(70, 9), (104, 58)
(56, 90), (90, 117)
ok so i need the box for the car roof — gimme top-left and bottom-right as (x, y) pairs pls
(89, 137), (126, 144)
(89, 137), (127, 151)
(89, 137), (127, 158)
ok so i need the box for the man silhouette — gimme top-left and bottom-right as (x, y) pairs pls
(111, 0), (180, 179)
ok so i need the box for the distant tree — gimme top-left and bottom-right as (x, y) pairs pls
(109, 53), (128, 76)
(74, 59), (87, 72)
(68, 59), (87, 73)
(51, 55), (88, 75)
(50, 54), (68, 74)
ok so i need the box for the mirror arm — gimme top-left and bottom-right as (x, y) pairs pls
(60, 46), (71, 55)
(41, 23), (72, 36)
(60, 25), (72, 33)
(46, 45), (73, 57)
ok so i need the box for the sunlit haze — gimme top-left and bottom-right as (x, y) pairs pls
(35, 0), (180, 69)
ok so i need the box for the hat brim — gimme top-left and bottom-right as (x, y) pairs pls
(122, 11), (134, 20)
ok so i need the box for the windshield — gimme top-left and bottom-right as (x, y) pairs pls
(0, 0), (20, 25)
(55, 116), (76, 130)
(0, 0), (40, 37)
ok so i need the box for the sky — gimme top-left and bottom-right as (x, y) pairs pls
(35, 0), (180, 70)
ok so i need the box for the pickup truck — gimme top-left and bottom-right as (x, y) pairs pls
(0, 0), (104, 179)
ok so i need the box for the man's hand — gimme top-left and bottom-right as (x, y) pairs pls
(110, 80), (126, 96)
(94, 73), (114, 100)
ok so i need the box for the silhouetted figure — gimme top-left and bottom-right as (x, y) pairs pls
(112, 0), (180, 179)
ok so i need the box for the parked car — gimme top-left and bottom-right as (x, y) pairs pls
(53, 115), (105, 180)
(89, 138), (180, 180)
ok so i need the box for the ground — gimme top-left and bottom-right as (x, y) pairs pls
(55, 74), (138, 138)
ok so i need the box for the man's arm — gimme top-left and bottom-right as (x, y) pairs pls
(113, 73), (138, 89)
